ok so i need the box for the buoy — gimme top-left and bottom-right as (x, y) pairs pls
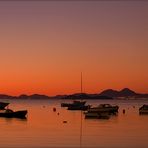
(123, 109), (125, 114)
(53, 107), (56, 112)
(63, 121), (67, 123)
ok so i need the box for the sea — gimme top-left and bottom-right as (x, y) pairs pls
(0, 98), (148, 148)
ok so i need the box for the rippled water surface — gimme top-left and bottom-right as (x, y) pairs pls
(0, 99), (148, 148)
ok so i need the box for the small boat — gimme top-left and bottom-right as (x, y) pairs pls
(67, 104), (90, 111)
(0, 102), (9, 109)
(139, 105), (148, 114)
(88, 104), (119, 114)
(0, 109), (28, 118)
(61, 100), (86, 107)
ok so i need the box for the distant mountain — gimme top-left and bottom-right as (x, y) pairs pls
(99, 89), (119, 97)
(119, 88), (137, 96)
(0, 93), (113, 100)
(63, 93), (113, 100)
(100, 88), (143, 98)
(0, 88), (147, 100)
(18, 94), (50, 99)
(0, 94), (51, 100)
(0, 94), (16, 99)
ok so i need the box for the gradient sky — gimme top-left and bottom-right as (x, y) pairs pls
(0, 1), (148, 95)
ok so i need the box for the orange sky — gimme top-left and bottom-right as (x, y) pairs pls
(0, 1), (148, 95)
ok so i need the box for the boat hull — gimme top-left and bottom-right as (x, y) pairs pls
(68, 105), (90, 111)
(139, 110), (148, 114)
(0, 110), (28, 118)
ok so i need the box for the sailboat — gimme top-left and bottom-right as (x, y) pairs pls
(67, 73), (90, 110)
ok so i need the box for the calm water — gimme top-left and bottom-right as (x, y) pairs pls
(0, 99), (148, 148)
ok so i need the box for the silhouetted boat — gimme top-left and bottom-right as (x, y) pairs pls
(67, 104), (90, 111)
(84, 104), (118, 119)
(61, 73), (90, 111)
(0, 102), (9, 109)
(139, 105), (148, 114)
(0, 109), (28, 118)
(88, 104), (119, 114)
(61, 100), (86, 107)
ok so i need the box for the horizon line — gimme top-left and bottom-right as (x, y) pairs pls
(0, 88), (147, 97)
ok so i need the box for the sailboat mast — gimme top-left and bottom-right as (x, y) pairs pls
(81, 72), (82, 94)
(80, 72), (83, 148)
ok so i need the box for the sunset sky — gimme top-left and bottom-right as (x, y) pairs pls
(0, 1), (148, 95)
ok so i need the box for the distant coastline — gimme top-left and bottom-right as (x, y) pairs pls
(0, 88), (148, 100)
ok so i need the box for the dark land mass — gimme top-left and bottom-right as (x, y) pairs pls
(100, 88), (148, 98)
(62, 93), (113, 100)
(0, 88), (148, 100)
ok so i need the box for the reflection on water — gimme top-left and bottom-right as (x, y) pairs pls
(0, 99), (148, 148)
(0, 117), (27, 123)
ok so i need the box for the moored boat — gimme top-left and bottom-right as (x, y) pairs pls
(67, 104), (90, 111)
(139, 105), (148, 114)
(61, 73), (90, 111)
(0, 109), (28, 118)
(61, 100), (86, 107)
(88, 104), (119, 114)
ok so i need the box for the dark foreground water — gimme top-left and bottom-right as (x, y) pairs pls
(0, 99), (148, 148)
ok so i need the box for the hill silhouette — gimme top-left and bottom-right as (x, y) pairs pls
(62, 93), (113, 100)
(0, 88), (147, 100)
(100, 88), (138, 97)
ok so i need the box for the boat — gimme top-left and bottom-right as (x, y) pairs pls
(139, 105), (148, 114)
(61, 73), (90, 111)
(87, 104), (119, 114)
(67, 104), (90, 111)
(0, 102), (9, 109)
(0, 109), (28, 118)
(61, 100), (86, 107)
(84, 104), (118, 119)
